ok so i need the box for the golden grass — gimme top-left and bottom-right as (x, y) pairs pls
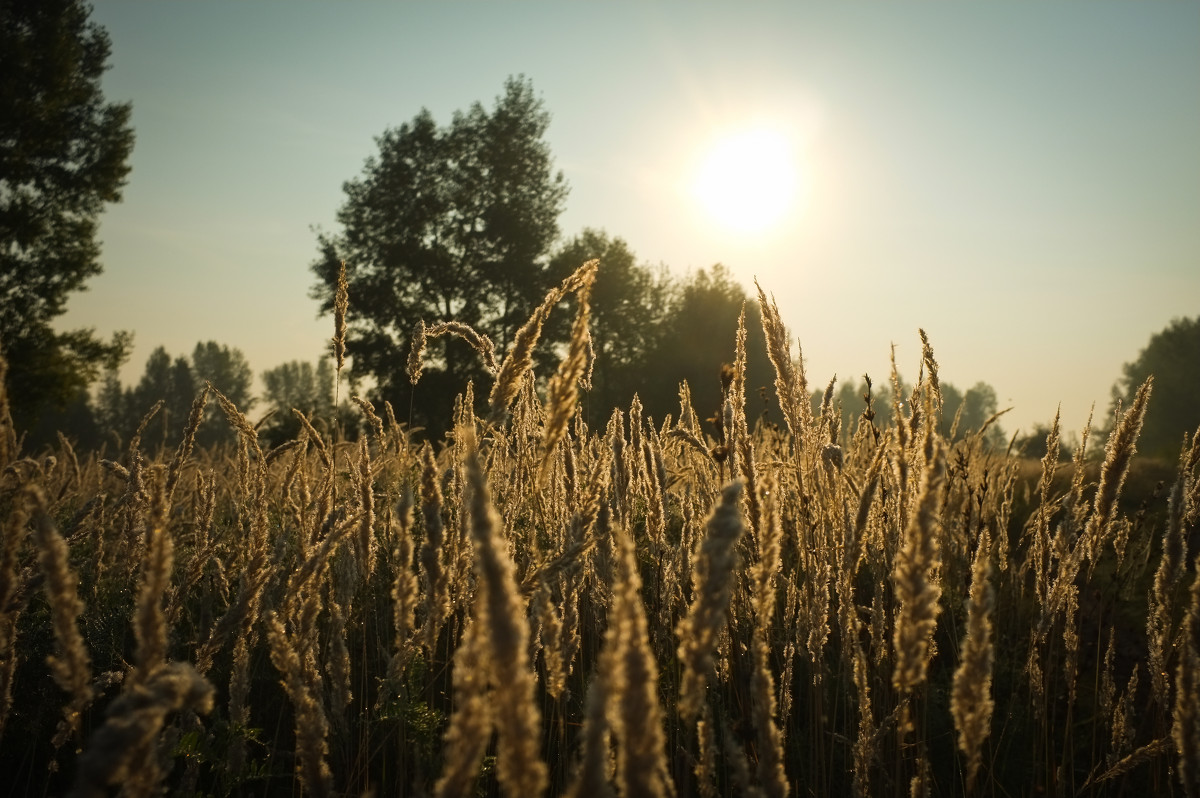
(0, 282), (1194, 797)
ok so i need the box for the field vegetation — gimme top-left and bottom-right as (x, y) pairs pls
(0, 262), (1198, 797)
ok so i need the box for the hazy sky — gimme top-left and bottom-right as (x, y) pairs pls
(64, 2), (1200, 436)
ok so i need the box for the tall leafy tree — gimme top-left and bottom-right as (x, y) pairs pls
(311, 76), (568, 435)
(1, 0), (134, 433)
(1109, 315), (1200, 459)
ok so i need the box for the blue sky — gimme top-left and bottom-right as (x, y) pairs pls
(65, 2), (1200, 436)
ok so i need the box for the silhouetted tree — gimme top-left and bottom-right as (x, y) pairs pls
(1015, 422), (1065, 461)
(96, 346), (196, 452)
(548, 229), (670, 421)
(829, 376), (898, 444)
(259, 358), (336, 447)
(1, 0), (134, 436)
(1109, 315), (1200, 459)
(190, 341), (253, 446)
(98, 341), (253, 449)
(940, 380), (1005, 445)
(311, 76), (568, 435)
(639, 264), (775, 431)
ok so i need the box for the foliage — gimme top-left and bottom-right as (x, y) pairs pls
(547, 229), (671, 419)
(638, 263), (776, 428)
(258, 359), (336, 447)
(1110, 315), (1200, 459)
(0, 0), (134, 434)
(97, 342), (252, 449)
(311, 76), (568, 435)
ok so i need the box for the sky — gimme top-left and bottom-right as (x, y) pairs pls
(62, 1), (1200, 437)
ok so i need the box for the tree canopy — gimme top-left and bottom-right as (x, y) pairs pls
(311, 76), (568, 435)
(1109, 315), (1200, 459)
(0, 0), (134, 433)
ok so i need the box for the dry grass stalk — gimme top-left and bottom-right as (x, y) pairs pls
(164, 385), (209, 502)
(0, 350), (16, 468)
(132, 471), (173, 681)
(851, 637), (875, 798)
(610, 522), (673, 798)
(489, 259), (598, 424)
(1110, 664), (1139, 764)
(292, 408), (331, 468)
(751, 473), (789, 798)
(677, 480), (746, 721)
(434, 612), (491, 798)
(332, 260), (348, 403)
(539, 278), (592, 483)
(1081, 737), (1173, 791)
(419, 443), (449, 652)
(754, 280), (808, 451)
(1150, 475), (1187, 708)
(892, 437), (947, 709)
(1029, 409), (1061, 607)
(918, 329), (942, 412)
(0, 483), (30, 740)
(535, 582), (568, 700)
(193, 492), (325, 675)
(695, 702), (720, 798)
(562, 665), (615, 798)
(462, 429), (548, 796)
(28, 483), (95, 746)
(327, 592), (352, 720)
(387, 490), (419, 683)
(1085, 377), (1152, 562)
(426, 320), (500, 376)
(69, 661), (214, 798)
(352, 394), (385, 443)
(1174, 552), (1200, 797)
(266, 611), (332, 798)
(951, 534), (995, 792)
(353, 436), (376, 577)
(407, 318), (427, 385)
(210, 384), (261, 457)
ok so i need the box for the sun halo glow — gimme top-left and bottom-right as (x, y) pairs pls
(692, 126), (800, 235)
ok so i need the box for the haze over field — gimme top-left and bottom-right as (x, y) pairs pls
(64, 2), (1200, 436)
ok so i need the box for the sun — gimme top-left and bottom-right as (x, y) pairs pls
(692, 126), (800, 234)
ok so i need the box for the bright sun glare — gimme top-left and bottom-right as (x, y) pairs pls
(693, 126), (800, 234)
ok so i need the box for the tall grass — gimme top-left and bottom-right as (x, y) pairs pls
(0, 265), (1196, 797)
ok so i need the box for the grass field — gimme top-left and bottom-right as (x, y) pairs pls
(1, 266), (1197, 797)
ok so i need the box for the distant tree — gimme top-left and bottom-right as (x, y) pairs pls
(828, 376), (897, 444)
(941, 380), (1005, 445)
(311, 76), (568, 436)
(98, 341), (252, 449)
(0, 0), (134, 436)
(259, 358), (336, 447)
(548, 229), (670, 420)
(189, 341), (253, 446)
(1015, 422), (1065, 462)
(639, 264), (775, 431)
(99, 346), (197, 452)
(1109, 315), (1200, 459)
